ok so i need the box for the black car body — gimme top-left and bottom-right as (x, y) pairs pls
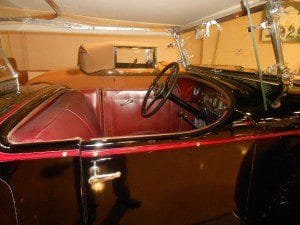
(0, 0), (299, 225)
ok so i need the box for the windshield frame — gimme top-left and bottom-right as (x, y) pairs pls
(0, 46), (20, 93)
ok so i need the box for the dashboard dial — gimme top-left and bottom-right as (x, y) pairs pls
(202, 92), (227, 116)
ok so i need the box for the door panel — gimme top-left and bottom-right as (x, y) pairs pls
(0, 158), (83, 225)
(84, 136), (254, 225)
(0, 175), (18, 225)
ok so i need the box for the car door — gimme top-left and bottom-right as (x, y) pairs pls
(82, 122), (256, 225)
(0, 158), (83, 225)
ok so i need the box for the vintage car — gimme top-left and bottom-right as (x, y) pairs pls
(0, 0), (299, 225)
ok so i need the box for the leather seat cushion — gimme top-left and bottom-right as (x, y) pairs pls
(10, 90), (102, 143)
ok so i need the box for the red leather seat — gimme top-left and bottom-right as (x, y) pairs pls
(101, 89), (180, 136)
(81, 89), (104, 131)
(10, 90), (102, 143)
(11, 88), (183, 143)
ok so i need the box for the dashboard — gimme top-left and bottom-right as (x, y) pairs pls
(197, 88), (228, 116)
(177, 77), (230, 126)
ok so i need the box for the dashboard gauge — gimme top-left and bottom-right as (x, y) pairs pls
(213, 98), (218, 107)
(202, 92), (227, 116)
(218, 101), (224, 109)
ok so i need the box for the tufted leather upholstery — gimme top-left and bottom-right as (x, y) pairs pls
(10, 90), (102, 143)
(11, 87), (185, 142)
(101, 90), (180, 136)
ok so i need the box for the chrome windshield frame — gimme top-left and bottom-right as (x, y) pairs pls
(0, 46), (20, 92)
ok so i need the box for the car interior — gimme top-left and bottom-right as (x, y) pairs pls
(4, 41), (232, 143)
(0, 43), (222, 143)
(9, 74), (230, 143)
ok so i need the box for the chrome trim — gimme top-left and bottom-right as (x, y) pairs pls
(88, 161), (121, 184)
(265, 0), (284, 74)
(244, 0), (268, 110)
(0, 178), (19, 225)
(0, 47), (19, 92)
(172, 29), (188, 68)
(195, 20), (222, 39)
(120, 98), (134, 106)
(264, 0), (294, 107)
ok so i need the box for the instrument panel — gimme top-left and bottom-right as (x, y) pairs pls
(176, 77), (231, 127)
(191, 85), (228, 118)
(201, 91), (228, 116)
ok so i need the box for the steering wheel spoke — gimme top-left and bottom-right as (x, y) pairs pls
(141, 62), (179, 118)
(146, 98), (158, 111)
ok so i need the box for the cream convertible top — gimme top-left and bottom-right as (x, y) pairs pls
(78, 42), (157, 74)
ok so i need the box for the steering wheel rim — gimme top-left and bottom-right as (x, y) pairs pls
(141, 62), (180, 118)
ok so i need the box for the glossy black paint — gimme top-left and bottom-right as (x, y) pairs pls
(82, 125), (256, 225)
(235, 135), (300, 225)
(0, 158), (83, 225)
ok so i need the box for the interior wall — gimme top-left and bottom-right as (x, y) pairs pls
(1, 31), (202, 80)
(181, 30), (203, 66)
(202, 11), (300, 74)
(0, 33), (12, 57)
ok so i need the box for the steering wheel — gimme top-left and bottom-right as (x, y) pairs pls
(141, 62), (180, 118)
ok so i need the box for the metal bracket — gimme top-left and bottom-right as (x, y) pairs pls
(120, 98), (134, 106)
(0, 47), (20, 92)
(195, 20), (222, 39)
(169, 29), (189, 68)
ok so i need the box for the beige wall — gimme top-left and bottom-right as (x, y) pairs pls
(0, 33), (12, 57)
(2, 11), (298, 78)
(1, 31), (202, 79)
(202, 11), (300, 74)
(181, 30), (203, 66)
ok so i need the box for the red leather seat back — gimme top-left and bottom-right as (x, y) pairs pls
(11, 90), (102, 143)
(11, 87), (183, 142)
(81, 89), (104, 132)
(102, 89), (180, 136)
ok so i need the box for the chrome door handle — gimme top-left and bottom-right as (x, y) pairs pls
(88, 161), (121, 184)
(120, 98), (134, 106)
(88, 171), (121, 184)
